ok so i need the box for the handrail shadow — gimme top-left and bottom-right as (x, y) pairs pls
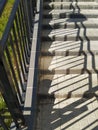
(36, 0), (98, 130)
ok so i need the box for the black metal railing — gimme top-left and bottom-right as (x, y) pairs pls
(0, 0), (36, 129)
(0, 0), (7, 15)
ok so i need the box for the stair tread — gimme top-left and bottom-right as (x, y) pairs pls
(43, 9), (98, 14)
(42, 28), (98, 40)
(40, 55), (98, 73)
(42, 18), (98, 25)
(36, 0), (98, 129)
(44, 1), (98, 3)
(39, 74), (98, 97)
(42, 28), (98, 35)
(41, 40), (98, 55)
(37, 96), (98, 130)
(43, 1), (98, 6)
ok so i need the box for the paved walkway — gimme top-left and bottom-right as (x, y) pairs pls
(36, 0), (98, 130)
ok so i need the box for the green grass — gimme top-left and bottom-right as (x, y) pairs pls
(0, 95), (12, 129)
(0, 0), (15, 39)
(0, 96), (6, 110)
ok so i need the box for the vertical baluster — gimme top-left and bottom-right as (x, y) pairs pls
(15, 15), (28, 74)
(26, 0), (32, 28)
(17, 7), (29, 65)
(9, 33), (25, 92)
(0, 0), (36, 128)
(12, 23), (27, 82)
(33, 0), (37, 15)
(22, 0), (31, 39)
(5, 47), (24, 104)
(22, 0), (32, 44)
(30, 0), (33, 20)
(0, 56), (25, 128)
(19, 1), (30, 57)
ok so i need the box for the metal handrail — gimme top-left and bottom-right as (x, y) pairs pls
(0, 0), (36, 129)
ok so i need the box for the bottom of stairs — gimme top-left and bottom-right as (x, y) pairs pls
(36, 96), (98, 130)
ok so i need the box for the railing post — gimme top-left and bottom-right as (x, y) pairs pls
(23, 0), (37, 34)
(23, 0), (32, 38)
(33, 0), (37, 14)
(0, 58), (25, 128)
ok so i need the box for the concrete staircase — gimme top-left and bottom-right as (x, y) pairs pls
(36, 0), (98, 129)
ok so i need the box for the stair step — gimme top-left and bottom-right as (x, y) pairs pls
(36, 0), (98, 129)
(42, 28), (98, 41)
(38, 74), (98, 97)
(43, 2), (98, 10)
(41, 41), (98, 56)
(40, 55), (98, 74)
(45, 0), (95, 2)
(37, 96), (98, 130)
(42, 18), (98, 29)
(43, 9), (98, 19)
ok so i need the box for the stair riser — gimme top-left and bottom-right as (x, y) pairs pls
(38, 92), (96, 99)
(41, 51), (98, 56)
(38, 73), (98, 98)
(40, 69), (96, 74)
(44, 0), (95, 2)
(42, 36), (98, 41)
(43, 13), (98, 19)
(42, 24), (98, 29)
(39, 54), (98, 74)
(43, 4), (98, 10)
(41, 41), (98, 56)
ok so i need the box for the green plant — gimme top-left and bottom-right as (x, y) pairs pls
(0, 95), (12, 129)
(0, 0), (15, 39)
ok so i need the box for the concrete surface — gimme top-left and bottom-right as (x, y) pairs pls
(36, 0), (98, 129)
